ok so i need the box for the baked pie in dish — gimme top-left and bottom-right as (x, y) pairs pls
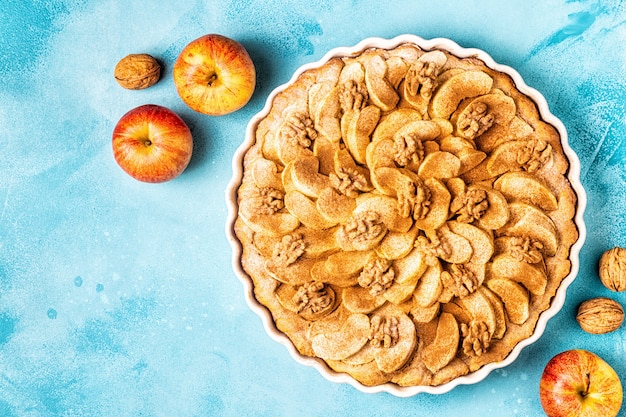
(226, 35), (586, 395)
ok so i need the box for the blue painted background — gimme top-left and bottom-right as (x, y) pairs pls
(1, 0), (625, 416)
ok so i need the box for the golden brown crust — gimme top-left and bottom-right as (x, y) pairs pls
(233, 42), (579, 388)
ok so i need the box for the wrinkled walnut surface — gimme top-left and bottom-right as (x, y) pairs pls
(114, 53), (161, 90)
(233, 42), (579, 388)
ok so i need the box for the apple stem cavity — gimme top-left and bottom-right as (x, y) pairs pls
(207, 73), (218, 87)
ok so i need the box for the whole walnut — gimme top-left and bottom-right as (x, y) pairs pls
(598, 247), (626, 292)
(114, 54), (161, 90)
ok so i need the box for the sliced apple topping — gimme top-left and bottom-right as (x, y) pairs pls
(497, 202), (559, 256)
(418, 151), (461, 179)
(370, 311), (417, 373)
(275, 111), (316, 164)
(376, 224), (420, 260)
(479, 286), (507, 339)
(447, 221), (494, 265)
(421, 312), (460, 373)
(344, 105), (381, 164)
(393, 246), (428, 284)
(364, 54), (400, 111)
(429, 70), (494, 119)
(342, 285), (386, 314)
(276, 281), (336, 321)
(354, 194), (413, 233)
(454, 92), (516, 140)
(413, 178), (451, 231)
(284, 190), (338, 230)
(455, 287), (498, 337)
(439, 136), (487, 174)
(290, 155), (331, 198)
(371, 108), (423, 144)
(316, 187), (356, 224)
(251, 158), (283, 190)
(486, 278), (530, 325)
(490, 253), (548, 296)
(403, 50), (447, 112)
(494, 171), (558, 211)
(312, 313), (371, 360)
(414, 262), (443, 308)
(331, 147), (373, 197)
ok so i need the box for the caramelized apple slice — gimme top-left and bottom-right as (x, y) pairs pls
(421, 312), (460, 373)
(386, 56), (409, 88)
(344, 105), (381, 164)
(364, 54), (399, 111)
(429, 70), (494, 119)
(311, 313), (371, 360)
(284, 190), (338, 230)
(291, 155), (331, 198)
(497, 202), (558, 256)
(414, 263), (443, 307)
(485, 140), (527, 177)
(486, 278), (530, 325)
(310, 83), (342, 143)
(342, 285), (386, 314)
(384, 270), (423, 305)
(494, 171), (558, 211)
(325, 250), (376, 278)
(403, 50), (447, 109)
(490, 253), (547, 296)
(239, 209), (300, 237)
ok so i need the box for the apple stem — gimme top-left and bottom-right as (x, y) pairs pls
(144, 139), (152, 147)
(207, 73), (218, 86)
(580, 372), (591, 398)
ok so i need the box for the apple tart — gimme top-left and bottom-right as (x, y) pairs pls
(229, 36), (583, 393)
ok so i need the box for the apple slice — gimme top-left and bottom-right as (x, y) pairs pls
(354, 193), (413, 233)
(479, 286), (507, 339)
(485, 140), (528, 177)
(325, 250), (376, 279)
(316, 187), (356, 224)
(455, 93), (516, 140)
(439, 136), (487, 174)
(475, 115), (534, 152)
(376, 225), (420, 260)
(421, 312), (460, 373)
(447, 221), (494, 265)
(414, 178), (451, 231)
(284, 190), (338, 230)
(414, 263), (443, 307)
(251, 158), (283, 190)
(486, 278), (530, 325)
(291, 155), (331, 198)
(410, 301), (441, 323)
(494, 171), (559, 211)
(342, 285), (387, 314)
(469, 184), (510, 231)
(393, 246), (428, 284)
(455, 287), (498, 337)
(429, 70), (494, 119)
(311, 313), (371, 360)
(344, 105), (381, 164)
(275, 283), (336, 320)
(314, 85), (342, 143)
(373, 312), (417, 373)
(386, 56), (409, 88)
(264, 257), (317, 286)
(403, 50), (447, 108)
(425, 225), (473, 265)
(364, 54), (399, 111)
(490, 253), (548, 296)
(497, 202), (559, 256)
(418, 151), (461, 179)
(383, 270), (423, 305)
(238, 208), (300, 237)
(371, 108), (423, 143)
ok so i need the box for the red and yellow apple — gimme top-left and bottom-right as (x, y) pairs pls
(112, 104), (193, 183)
(539, 349), (623, 417)
(173, 34), (256, 115)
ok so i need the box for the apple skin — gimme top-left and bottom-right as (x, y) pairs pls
(112, 104), (193, 183)
(173, 34), (256, 116)
(539, 349), (623, 417)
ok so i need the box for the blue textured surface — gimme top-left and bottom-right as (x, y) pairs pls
(1, 0), (625, 416)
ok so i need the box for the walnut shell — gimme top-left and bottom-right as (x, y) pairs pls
(598, 247), (626, 292)
(114, 54), (161, 90)
(576, 297), (624, 334)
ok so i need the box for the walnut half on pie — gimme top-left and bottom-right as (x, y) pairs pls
(232, 39), (580, 389)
